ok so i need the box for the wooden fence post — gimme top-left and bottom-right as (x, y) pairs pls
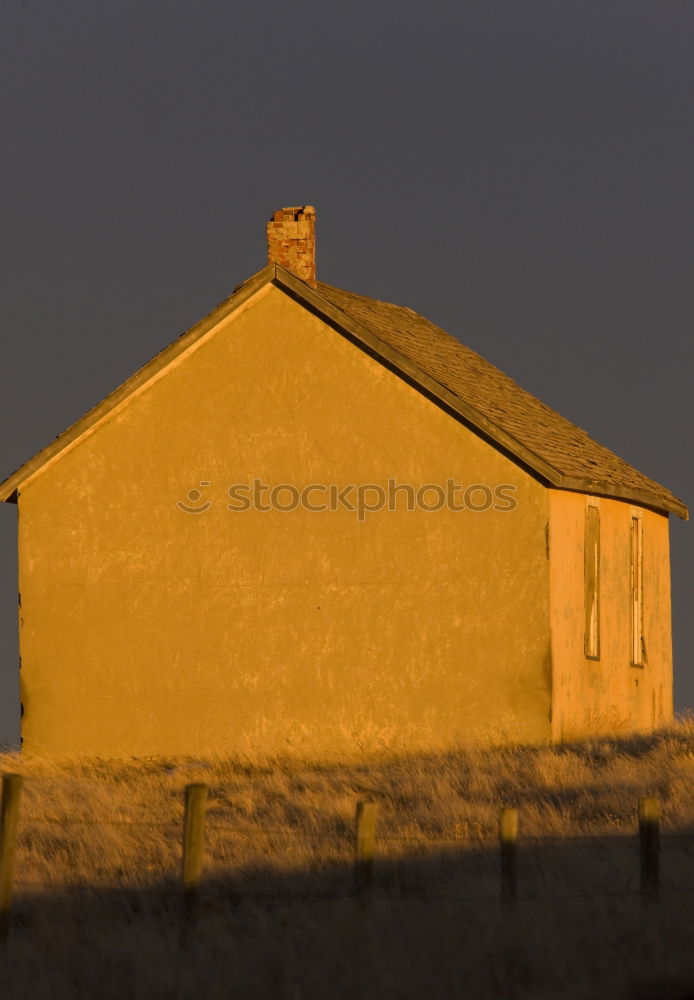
(0, 773), (23, 946)
(181, 783), (208, 933)
(354, 801), (378, 895)
(499, 807), (518, 906)
(638, 796), (660, 902)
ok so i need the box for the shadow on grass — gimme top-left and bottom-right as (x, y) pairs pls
(4, 839), (694, 1000)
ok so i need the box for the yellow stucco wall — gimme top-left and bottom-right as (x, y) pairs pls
(17, 284), (552, 756)
(548, 490), (673, 740)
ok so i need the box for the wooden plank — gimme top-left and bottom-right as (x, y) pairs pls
(584, 504), (601, 659)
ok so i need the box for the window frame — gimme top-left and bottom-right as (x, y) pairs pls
(584, 502), (601, 661)
(630, 513), (645, 667)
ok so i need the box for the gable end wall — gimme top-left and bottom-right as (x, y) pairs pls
(17, 286), (552, 756)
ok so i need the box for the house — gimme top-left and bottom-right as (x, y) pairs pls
(0, 206), (688, 757)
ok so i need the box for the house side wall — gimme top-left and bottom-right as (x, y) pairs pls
(18, 285), (551, 757)
(549, 490), (673, 740)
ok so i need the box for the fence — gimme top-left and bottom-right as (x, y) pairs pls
(0, 772), (687, 946)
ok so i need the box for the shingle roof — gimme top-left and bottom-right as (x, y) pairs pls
(314, 280), (688, 519)
(0, 264), (687, 518)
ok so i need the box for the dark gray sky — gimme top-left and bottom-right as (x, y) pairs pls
(1, 0), (691, 745)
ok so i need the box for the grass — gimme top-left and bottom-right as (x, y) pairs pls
(3, 720), (694, 997)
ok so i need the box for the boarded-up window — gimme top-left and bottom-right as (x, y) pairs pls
(631, 516), (644, 665)
(584, 505), (600, 659)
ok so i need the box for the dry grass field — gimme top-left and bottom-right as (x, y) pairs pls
(3, 721), (694, 998)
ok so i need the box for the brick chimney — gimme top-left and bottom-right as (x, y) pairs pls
(266, 206), (316, 286)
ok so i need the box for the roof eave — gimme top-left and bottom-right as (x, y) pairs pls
(0, 264), (277, 502)
(553, 477), (689, 521)
(272, 269), (564, 478)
